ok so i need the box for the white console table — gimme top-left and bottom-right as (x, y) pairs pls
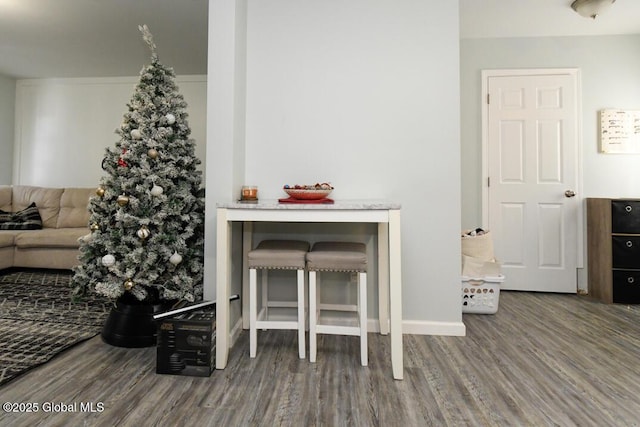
(215, 199), (404, 380)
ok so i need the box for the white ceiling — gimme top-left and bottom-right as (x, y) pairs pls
(1, 0), (639, 79)
(460, 0), (640, 39)
(0, 0), (209, 78)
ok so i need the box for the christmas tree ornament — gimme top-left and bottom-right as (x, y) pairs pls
(90, 223), (100, 231)
(123, 279), (135, 290)
(137, 225), (150, 239)
(165, 113), (176, 125)
(131, 129), (142, 140)
(150, 184), (164, 196)
(96, 186), (105, 197)
(169, 251), (183, 265)
(116, 194), (130, 207)
(148, 148), (159, 159)
(101, 254), (116, 267)
(118, 149), (128, 167)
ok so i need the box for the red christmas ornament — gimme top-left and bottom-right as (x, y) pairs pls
(118, 148), (128, 167)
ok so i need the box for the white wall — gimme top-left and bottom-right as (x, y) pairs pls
(460, 34), (640, 290)
(0, 74), (15, 184)
(13, 75), (207, 187)
(206, 0), (463, 334)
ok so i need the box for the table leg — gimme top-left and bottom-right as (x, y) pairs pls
(242, 222), (253, 329)
(216, 208), (231, 369)
(378, 222), (390, 335)
(389, 209), (403, 380)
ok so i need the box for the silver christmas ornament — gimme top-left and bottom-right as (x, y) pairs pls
(150, 185), (164, 196)
(169, 251), (183, 265)
(137, 225), (150, 239)
(101, 254), (116, 267)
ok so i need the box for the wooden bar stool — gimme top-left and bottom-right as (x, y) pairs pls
(306, 241), (368, 366)
(248, 239), (309, 359)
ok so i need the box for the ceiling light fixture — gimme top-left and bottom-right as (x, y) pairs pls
(571, 0), (616, 19)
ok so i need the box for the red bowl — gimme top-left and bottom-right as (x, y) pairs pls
(283, 188), (333, 200)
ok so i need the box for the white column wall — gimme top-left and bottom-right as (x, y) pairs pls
(206, 0), (463, 334)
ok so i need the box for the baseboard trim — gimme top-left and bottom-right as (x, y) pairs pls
(228, 317), (467, 343)
(402, 320), (466, 336)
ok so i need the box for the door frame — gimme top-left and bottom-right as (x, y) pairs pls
(480, 68), (584, 270)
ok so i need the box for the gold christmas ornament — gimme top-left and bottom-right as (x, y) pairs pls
(123, 279), (134, 290)
(148, 148), (159, 159)
(96, 186), (105, 197)
(90, 223), (100, 231)
(116, 194), (130, 207)
(137, 225), (150, 239)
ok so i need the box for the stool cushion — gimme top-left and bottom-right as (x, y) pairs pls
(306, 241), (367, 272)
(248, 240), (309, 269)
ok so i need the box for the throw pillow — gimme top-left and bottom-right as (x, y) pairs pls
(0, 209), (11, 222)
(0, 202), (43, 230)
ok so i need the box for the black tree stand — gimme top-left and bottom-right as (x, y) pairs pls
(101, 291), (175, 348)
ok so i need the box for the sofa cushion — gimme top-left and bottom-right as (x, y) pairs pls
(57, 188), (92, 228)
(0, 232), (15, 248)
(13, 227), (88, 249)
(0, 186), (11, 212)
(12, 186), (64, 229)
(0, 203), (43, 230)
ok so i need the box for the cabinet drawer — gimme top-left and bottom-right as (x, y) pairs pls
(612, 236), (640, 269)
(612, 201), (640, 233)
(613, 270), (640, 303)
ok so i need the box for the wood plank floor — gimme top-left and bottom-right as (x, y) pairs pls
(1, 291), (640, 426)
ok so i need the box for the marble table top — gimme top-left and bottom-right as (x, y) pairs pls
(217, 199), (401, 210)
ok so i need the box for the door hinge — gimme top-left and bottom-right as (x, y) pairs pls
(487, 176), (490, 187)
(487, 93), (490, 104)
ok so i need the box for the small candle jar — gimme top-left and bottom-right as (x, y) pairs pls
(241, 186), (258, 200)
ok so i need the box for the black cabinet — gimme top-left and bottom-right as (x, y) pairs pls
(587, 198), (640, 304)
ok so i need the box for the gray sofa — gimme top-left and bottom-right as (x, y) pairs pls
(0, 185), (93, 270)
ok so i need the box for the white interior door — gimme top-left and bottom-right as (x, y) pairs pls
(484, 70), (580, 293)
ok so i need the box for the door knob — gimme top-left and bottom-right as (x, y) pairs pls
(564, 190), (576, 198)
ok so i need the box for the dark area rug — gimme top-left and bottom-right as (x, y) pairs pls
(0, 268), (110, 387)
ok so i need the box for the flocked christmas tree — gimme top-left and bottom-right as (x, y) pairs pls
(72, 25), (204, 304)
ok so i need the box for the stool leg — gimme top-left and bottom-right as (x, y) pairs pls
(297, 269), (306, 359)
(249, 268), (258, 358)
(359, 272), (368, 366)
(261, 269), (268, 327)
(309, 270), (317, 363)
(304, 270), (309, 332)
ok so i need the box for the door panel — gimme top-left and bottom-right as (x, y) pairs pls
(500, 203), (525, 266)
(537, 120), (562, 182)
(500, 121), (524, 182)
(538, 203), (562, 267)
(487, 72), (578, 293)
